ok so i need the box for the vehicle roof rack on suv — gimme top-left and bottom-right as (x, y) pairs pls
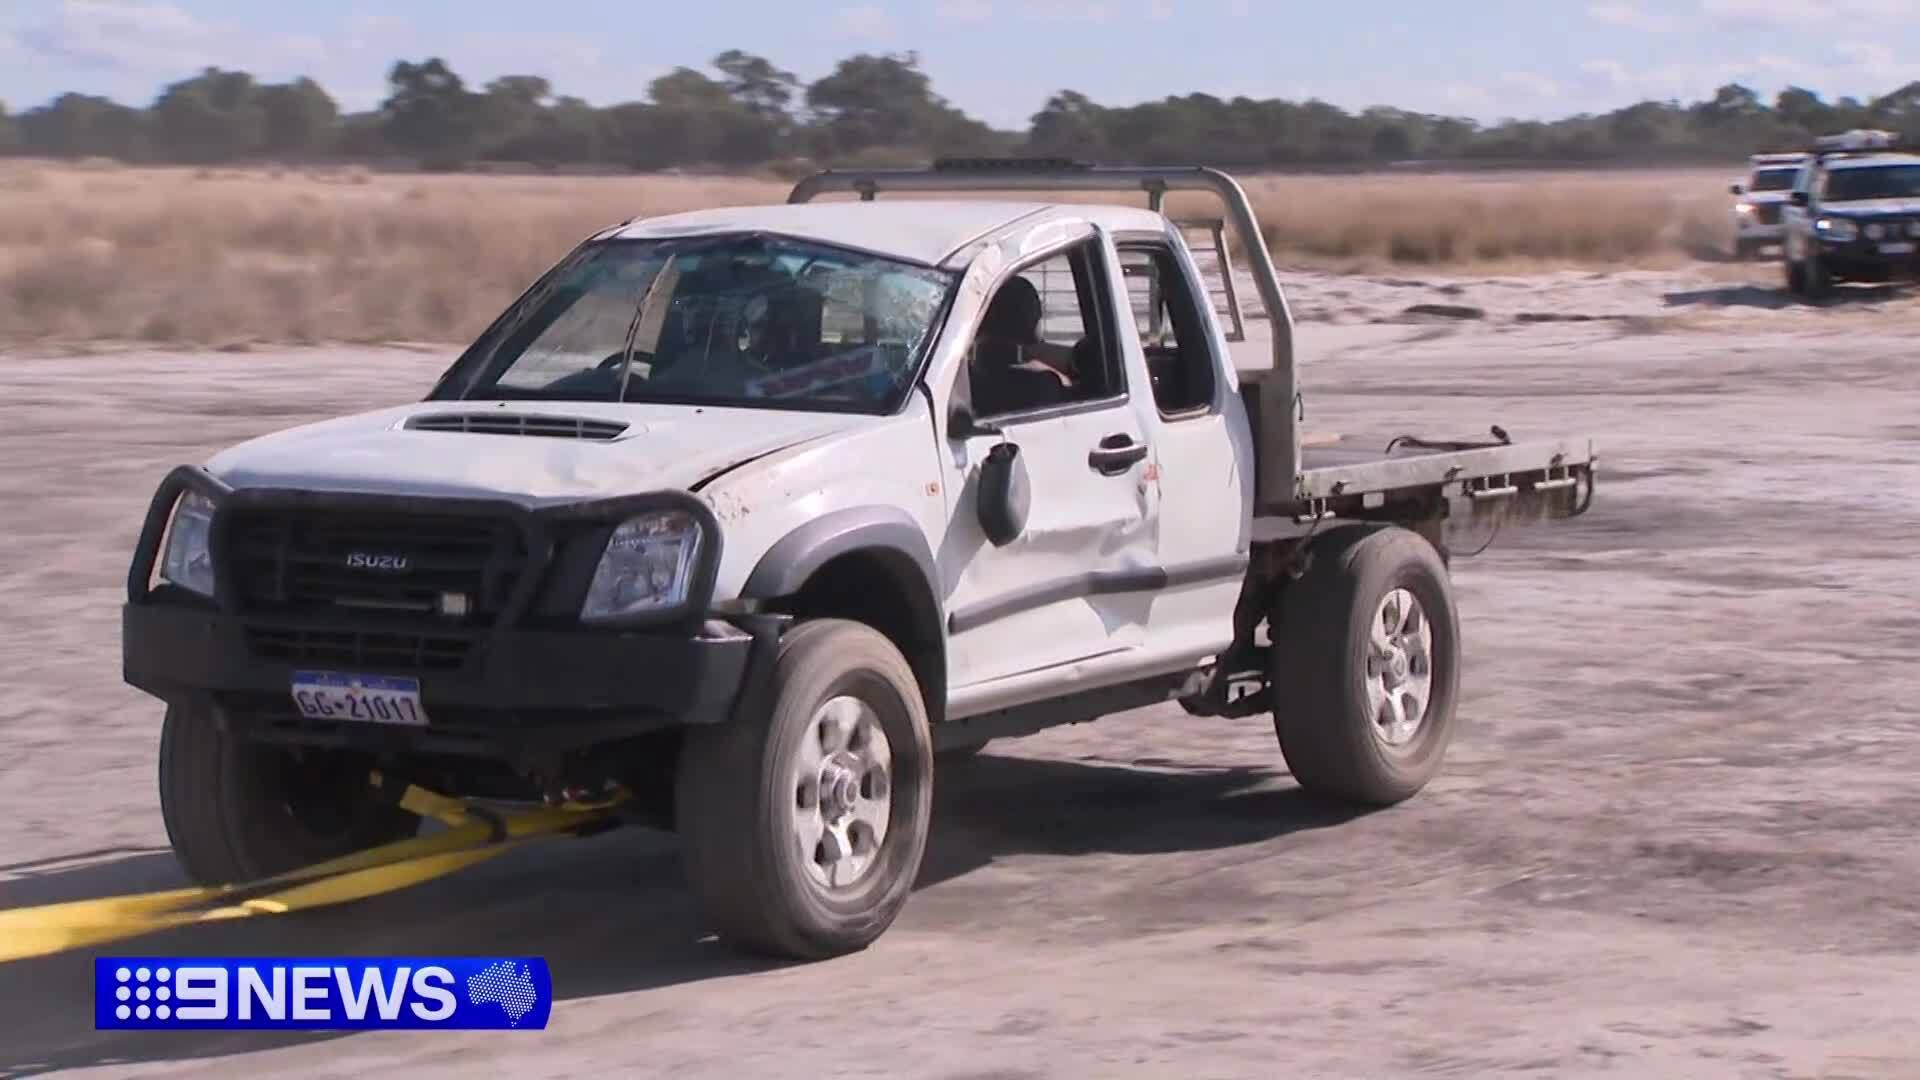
(1812, 129), (1902, 159)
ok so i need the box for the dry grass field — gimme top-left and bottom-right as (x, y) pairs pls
(0, 160), (1734, 348)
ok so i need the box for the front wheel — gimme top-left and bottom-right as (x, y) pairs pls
(1804, 256), (1833, 299)
(675, 619), (934, 960)
(1269, 524), (1462, 807)
(158, 703), (420, 885)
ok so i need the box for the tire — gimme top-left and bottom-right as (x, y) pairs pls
(1734, 237), (1755, 261)
(1804, 256), (1832, 300)
(1269, 524), (1462, 807)
(1786, 257), (1806, 296)
(675, 618), (934, 960)
(1804, 255), (1835, 297)
(158, 702), (420, 886)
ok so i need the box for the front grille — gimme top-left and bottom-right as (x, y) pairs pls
(224, 508), (529, 621)
(245, 626), (474, 670)
(1753, 204), (1783, 226)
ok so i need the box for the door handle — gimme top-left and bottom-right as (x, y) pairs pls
(1088, 434), (1148, 476)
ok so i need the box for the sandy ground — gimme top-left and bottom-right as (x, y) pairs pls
(2, 266), (1919, 1078)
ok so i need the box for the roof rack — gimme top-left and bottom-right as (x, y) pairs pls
(787, 159), (1302, 500)
(1813, 129), (1901, 159)
(785, 160), (1292, 349)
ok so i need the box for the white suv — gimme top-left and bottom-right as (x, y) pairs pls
(1730, 153), (1808, 259)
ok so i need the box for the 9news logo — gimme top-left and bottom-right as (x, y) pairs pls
(95, 957), (551, 1031)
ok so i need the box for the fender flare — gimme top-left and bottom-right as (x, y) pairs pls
(741, 506), (941, 614)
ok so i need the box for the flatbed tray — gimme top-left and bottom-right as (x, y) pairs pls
(1289, 433), (1596, 517)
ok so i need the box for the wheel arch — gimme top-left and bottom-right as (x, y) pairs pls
(741, 507), (948, 723)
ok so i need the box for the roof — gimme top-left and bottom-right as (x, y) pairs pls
(609, 199), (1170, 268)
(1826, 153), (1920, 171)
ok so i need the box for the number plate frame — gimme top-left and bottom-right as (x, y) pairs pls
(290, 671), (430, 727)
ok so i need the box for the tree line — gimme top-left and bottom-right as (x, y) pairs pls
(3, 50), (1918, 172)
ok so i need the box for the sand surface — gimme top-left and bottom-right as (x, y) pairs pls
(2, 267), (1919, 1078)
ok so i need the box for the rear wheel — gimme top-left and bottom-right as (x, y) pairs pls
(676, 619), (933, 960)
(158, 702), (420, 885)
(1269, 524), (1462, 806)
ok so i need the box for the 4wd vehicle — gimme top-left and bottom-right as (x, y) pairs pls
(1783, 129), (1920, 298)
(1728, 152), (1807, 259)
(123, 161), (1596, 961)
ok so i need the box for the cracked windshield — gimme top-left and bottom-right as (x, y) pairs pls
(458, 235), (955, 412)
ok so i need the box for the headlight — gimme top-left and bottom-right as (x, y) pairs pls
(1735, 202), (1755, 216)
(159, 492), (217, 597)
(580, 510), (704, 622)
(1816, 217), (1859, 242)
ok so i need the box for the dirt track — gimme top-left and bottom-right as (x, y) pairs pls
(3, 275), (1919, 1078)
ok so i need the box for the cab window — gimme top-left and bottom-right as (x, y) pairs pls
(962, 238), (1125, 421)
(1117, 241), (1217, 418)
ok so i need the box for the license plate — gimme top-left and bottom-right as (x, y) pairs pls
(1880, 241), (1916, 255)
(291, 671), (429, 727)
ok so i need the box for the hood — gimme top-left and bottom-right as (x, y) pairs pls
(205, 399), (870, 506)
(1743, 190), (1792, 204)
(1824, 198), (1920, 217)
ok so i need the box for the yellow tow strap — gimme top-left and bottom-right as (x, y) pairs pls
(0, 775), (625, 964)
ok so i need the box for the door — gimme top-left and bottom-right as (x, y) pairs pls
(938, 233), (1161, 690)
(1114, 232), (1250, 662)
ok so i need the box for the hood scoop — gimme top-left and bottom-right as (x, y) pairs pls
(406, 412), (630, 441)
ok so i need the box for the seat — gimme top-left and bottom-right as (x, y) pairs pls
(969, 277), (1070, 416)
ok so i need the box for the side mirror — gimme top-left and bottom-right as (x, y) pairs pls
(1790, 191), (1810, 208)
(1729, 183), (1744, 195)
(948, 402), (1001, 440)
(976, 442), (1030, 547)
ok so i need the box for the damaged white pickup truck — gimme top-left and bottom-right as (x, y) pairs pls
(123, 160), (1596, 960)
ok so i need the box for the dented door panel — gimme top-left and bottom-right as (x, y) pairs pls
(940, 401), (1157, 688)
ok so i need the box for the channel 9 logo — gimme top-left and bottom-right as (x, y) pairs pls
(94, 957), (552, 1030)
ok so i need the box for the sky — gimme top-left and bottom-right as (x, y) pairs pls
(1, 0), (1915, 127)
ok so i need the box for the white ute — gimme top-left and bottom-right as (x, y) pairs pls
(122, 160), (1597, 960)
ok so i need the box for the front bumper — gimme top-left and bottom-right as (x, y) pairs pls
(1816, 237), (1920, 278)
(122, 465), (773, 762)
(122, 602), (769, 760)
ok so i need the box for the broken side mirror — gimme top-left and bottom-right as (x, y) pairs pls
(976, 442), (1030, 547)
